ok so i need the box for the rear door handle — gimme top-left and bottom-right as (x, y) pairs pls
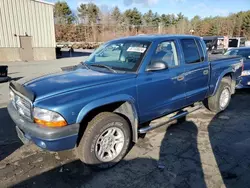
(203, 70), (209, 75)
(177, 75), (184, 81)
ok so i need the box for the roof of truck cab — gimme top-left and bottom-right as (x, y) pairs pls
(110, 34), (202, 42)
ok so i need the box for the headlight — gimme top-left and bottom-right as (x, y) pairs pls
(10, 90), (15, 101)
(33, 107), (67, 127)
(10, 90), (16, 108)
(242, 70), (250, 76)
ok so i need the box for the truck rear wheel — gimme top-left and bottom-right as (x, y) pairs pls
(204, 77), (232, 113)
(77, 112), (131, 170)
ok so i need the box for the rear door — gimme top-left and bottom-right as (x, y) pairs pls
(180, 38), (210, 105)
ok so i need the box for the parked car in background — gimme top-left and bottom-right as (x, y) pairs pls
(245, 41), (250, 47)
(8, 35), (243, 169)
(202, 36), (225, 54)
(224, 47), (250, 88)
(228, 37), (246, 49)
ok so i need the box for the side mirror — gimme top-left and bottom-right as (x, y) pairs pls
(146, 61), (168, 72)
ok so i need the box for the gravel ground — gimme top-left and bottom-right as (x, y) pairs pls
(0, 57), (250, 188)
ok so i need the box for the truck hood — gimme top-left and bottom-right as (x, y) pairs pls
(23, 67), (136, 100)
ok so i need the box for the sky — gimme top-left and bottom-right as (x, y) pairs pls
(46, 0), (250, 19)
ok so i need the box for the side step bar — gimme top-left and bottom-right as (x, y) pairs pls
(138, 105), (203, 134)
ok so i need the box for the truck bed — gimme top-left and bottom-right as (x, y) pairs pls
(209, 54), (240, 62)
(208, 55), (242, 96)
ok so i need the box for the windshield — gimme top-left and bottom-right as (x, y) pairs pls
(85, 40), (151, 72)
(224, 49), (250, 59)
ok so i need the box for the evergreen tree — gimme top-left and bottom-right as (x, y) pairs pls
(54, 1), (75, 24)
(111, 6), (122, 24)
(78, 3), (100, 24)
(161, 14), (171, 27)
(242, 12), (250, 37)
(143, 10), (154, 26)
(124, 8), (142, 26)
(152, 13), (161, 26)
(208, 24), (219, 36)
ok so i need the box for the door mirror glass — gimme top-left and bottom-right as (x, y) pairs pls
(146, 61), (168, 71)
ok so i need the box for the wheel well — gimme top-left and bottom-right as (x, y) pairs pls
(223, 73), (236, 94)
(224, 73), (232, 79)
(76, 102), (133, 146)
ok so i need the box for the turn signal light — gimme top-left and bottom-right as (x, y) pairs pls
(34, 118), (67, 127)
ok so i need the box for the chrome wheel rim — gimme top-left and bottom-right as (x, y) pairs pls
(95, 127), (125, 162)
(220, 88), (230, 109)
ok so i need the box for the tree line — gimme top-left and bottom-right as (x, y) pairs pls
(54, 1), (250, 42)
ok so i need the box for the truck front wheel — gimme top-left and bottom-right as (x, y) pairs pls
(77, 112), (131, 169)
(204, 77), (232, 113)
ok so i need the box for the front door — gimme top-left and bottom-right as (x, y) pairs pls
(137, 40), (186, 123)
(20, 36), (33, 61)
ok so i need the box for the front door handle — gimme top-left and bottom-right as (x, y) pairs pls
(177, 75), (185, 81)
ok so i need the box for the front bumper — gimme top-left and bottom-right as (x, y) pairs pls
(7, 103), (80, 151)
(236, 76), (250, 89)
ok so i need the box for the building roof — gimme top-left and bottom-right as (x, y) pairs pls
(33, 0), (54, 6)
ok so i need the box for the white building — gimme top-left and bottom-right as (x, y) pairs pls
(0, 0), (56, 62)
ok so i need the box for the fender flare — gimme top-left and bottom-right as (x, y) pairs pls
(76, 94), (139, 143)
(212, 68), (234, 96)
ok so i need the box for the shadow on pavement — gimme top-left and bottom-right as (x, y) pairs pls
(13, 118), (206, 188)
(158, 119), (206, 188)
(0, 107), (22, 161)
(208, 89), (250, 188)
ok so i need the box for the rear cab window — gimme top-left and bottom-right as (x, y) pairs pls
(180, 39), (203, 64)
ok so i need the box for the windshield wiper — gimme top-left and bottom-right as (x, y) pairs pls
(90, 64), (117, 73)
(80, 61), (90, 70)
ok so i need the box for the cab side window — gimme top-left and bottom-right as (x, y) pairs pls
(181, 39), (202, 64)
(151, 41), (179, 68)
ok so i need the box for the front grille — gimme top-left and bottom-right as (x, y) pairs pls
(12, 91), (32, 120)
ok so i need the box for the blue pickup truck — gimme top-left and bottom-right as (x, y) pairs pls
(8, 35), (243, 169)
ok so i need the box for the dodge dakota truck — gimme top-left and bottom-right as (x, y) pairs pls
(8, 35), (243, 169)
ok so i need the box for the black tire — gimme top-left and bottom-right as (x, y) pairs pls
(77, 112), (131, 170)
(204, 77), (232, 113)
